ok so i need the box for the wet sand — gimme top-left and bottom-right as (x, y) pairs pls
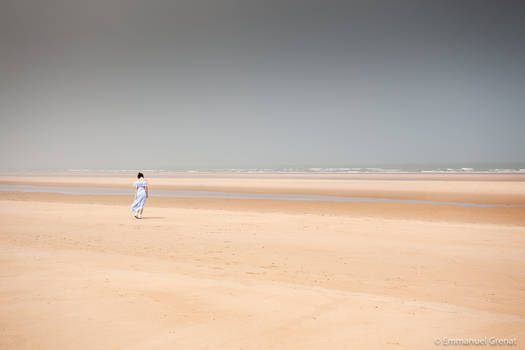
(0, 173), (524, 349)
(2, 172), (525, 204)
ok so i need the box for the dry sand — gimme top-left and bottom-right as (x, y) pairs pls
(1, 173), (524, 349)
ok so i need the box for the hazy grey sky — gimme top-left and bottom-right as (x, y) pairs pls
(1, 0), (524, 170)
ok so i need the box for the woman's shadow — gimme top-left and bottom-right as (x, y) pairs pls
(141, 217), (166, 220)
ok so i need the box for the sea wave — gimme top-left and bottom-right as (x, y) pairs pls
(57, 167), (525, 174)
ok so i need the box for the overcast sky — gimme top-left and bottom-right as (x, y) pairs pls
(1, 0), (524, 170)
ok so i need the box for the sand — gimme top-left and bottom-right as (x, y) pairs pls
(0, 173), (524, 349)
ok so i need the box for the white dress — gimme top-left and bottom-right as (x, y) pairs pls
(131, 180), (148, 212)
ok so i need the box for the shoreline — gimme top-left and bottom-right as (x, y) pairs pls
(2, 171), (525, 181)
(1, 184), (525, 208)
(2, 191), (524, 226)
(1, 173), (525, 205)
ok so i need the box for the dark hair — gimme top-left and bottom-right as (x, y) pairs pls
(137, 172), (144, 179)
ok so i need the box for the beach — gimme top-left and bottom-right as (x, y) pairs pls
(1, 173), (524, 349)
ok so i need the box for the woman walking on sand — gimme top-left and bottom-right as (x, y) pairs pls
(131, 172), (149, 219)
